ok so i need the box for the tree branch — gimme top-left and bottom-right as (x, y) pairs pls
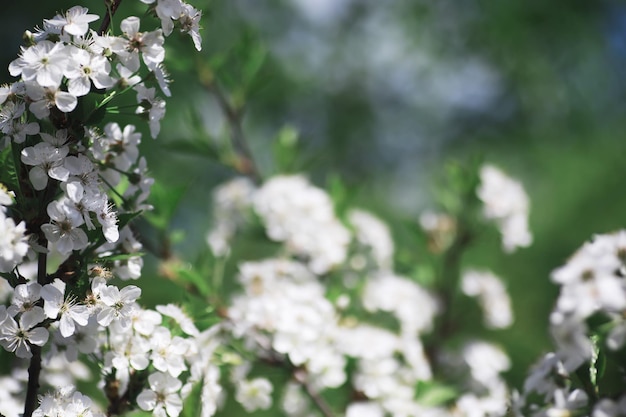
(293, 368), (337, 417)
(425, 221), (473, 372)
(98, 0), (124, 35)
(204, 81), (263, 184)
(23, 344), (43, 417)
(23, 237), (48, 417)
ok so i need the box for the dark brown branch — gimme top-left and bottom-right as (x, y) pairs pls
(98, 0), (124, 35)
(23, 237), (48, 417)
(204, 82), (263, 184)
(23, 344), (43, 417)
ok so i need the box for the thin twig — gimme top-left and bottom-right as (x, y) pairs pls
(293, 369), (337, 417)
(205, 82), (262, 183)
(98, 0), (124, 35)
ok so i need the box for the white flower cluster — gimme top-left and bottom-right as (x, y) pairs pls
(515, 352), (590, 417)
(455, 341), (511, 417)
(514, 231), (626, 417)
(0, 2), (205, 415)
(477, 164), (532, 253)
(207, 175), (351, 274)
(211, 173), (518, 417)
(227, 258), (442, 416)
(253, 175), (351, 274)
(34, 386), (105, 417)
(550, 231), (626, 370)
(362, 272), (439, 337)
(1, 1), (203, 262)
(229, 259), (347, 389)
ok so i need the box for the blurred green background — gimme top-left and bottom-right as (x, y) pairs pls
(3, 0), (626, 389)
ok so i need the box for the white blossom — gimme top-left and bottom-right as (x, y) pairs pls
(477, 164), (532, 252)
(41, 200), (89, 254)
(137, 372), (184, 417)
(0, 309), (48, 359)
(45, 6), (99, 37)
(41, 279), (89, 337)
(97, 283), (141, 328)
(9, 41), (69, 88)
(179, 3), (202, 51)
(21, 142), (70, 190)
(253, 175), (350, 274)
(235, 378), (273, 412)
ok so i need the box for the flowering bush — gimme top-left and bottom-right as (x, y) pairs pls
(0, 1), (624, 417)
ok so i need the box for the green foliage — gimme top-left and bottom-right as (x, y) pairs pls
(0, 145), (21, 199)
(415, 380), (458, 407)
(271, 125), (300, 174)
(143, 182), (188, 231)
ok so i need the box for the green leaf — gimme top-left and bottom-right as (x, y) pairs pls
(143, 182), (187, 230)
(415, 381), (458, 407)
(176, 267), (211, 297)
(118, 211), (142, 229)
(272, 125), (299, 173)
(0, 145), (21, 197)
(242, 44), (267, 88)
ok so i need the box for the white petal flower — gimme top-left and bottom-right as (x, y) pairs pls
(41, 200), (88, 254)
(9, 41), (69, 88)
(9, 282), (43, 316)
(21, 142), (69, 190)
(137, 372), (183, 417)
(0, 310), (48, 358)
(97, 284), (141, 328)
(179, 4), (202, 51)
(41, 279), (89, 337)
(45, 6), (99, 37)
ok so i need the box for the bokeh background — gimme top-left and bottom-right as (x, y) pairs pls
(2, 0), (626, 389)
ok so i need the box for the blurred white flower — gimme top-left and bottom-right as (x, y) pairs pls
(254, 175), (350, 274)
(235, 378), (273, 412)
(461, 269), (514, 329)
(477, 164), (532, 253)
(348, 209), (394, 270)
